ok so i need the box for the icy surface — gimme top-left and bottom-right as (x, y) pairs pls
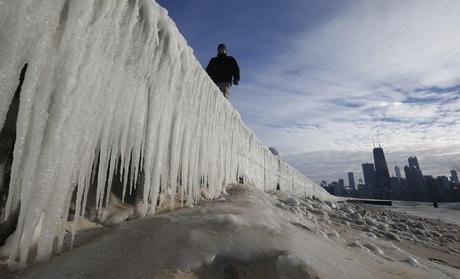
(0, 0), (330, 267)
(2, 184), (459, 279)
(388, 201), (460, 226)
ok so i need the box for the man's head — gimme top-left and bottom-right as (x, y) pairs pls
(217, 43), (226, 55)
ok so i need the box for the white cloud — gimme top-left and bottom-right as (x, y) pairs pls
(232, 0), (460, 180)
(234, 1), (460, 146)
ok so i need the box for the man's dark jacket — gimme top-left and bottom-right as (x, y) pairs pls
(206, 54), (240, 84)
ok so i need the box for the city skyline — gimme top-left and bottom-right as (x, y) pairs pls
(286, 145), (459, 184)
(320, 146), (458, 187)
(321, 146), (459, 202)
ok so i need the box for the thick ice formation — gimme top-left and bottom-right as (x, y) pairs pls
(3, 185), (459, 278)
(0, 0), (331, 267)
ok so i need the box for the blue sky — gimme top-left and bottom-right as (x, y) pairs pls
(157, 0), (460, 183)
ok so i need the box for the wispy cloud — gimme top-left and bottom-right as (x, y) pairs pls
(232, 0), (460, 167)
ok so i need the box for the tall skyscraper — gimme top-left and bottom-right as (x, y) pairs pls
(403, 165), (415, 201)
(362, 163), (375, 187)
(404, 156), (429, 201)
(437, 176), (452, 202)
(425, 176), (443, 202)
(334, 180), (345, 196)
(390, 177), (402, 200)
(373, 147), (391, 199)
(394, 166), (401, 178)
(451, 170), (459, 184)
(338, 179), (345, 187)
(348, 172), (356, 190)
(408, 157), (420, 169)
(328, 182), (338, 195)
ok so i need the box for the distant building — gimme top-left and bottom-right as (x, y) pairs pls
(390, 177), (402, 200)
(348, 172), (356, 191)
(326, 181), (339, 196)
(398, 178), (409, 200)
(404, 156), (429, 201)
(373, 147), (391, 199)
(437, 176), (451, 202)
(336, 179), (345, 196)
(404, 166), (416, 201)
(424, 175), (443, 202)
(362, 163), (375, 188)
(361, 163), (376, 199)
(408, 156), (420, 169)
(450, 170), (459, 184)
(394, 166), (402, 179)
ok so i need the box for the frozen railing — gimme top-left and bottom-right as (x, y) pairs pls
(0, 0), (331, 267)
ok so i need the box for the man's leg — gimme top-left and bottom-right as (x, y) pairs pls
(217, 82), (232, 98)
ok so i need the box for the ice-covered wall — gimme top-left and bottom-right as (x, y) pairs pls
(0, 0), (331, 267)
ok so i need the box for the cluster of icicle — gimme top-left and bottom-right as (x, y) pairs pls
(0, 0), (330, 268)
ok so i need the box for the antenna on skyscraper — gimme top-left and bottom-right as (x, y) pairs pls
(372, 136), (376, 148)
(377, 135), (381, 148)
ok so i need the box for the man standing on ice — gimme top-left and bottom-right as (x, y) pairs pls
(206, 43), (240, 98)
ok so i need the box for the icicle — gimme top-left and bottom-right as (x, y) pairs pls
(0, 0), (331, 268)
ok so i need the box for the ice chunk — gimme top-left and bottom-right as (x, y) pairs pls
(341, 205), (355, 214)
(362, 242), (384, 256)
(401, 256), (420, 267)
(327, 231), (340, 238)
(286, 197), (300, 207)
(100, 194), (134, 226)
(323, 200), (337, 210)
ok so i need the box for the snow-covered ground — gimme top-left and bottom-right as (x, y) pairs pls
(2, 184), (458, 279)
